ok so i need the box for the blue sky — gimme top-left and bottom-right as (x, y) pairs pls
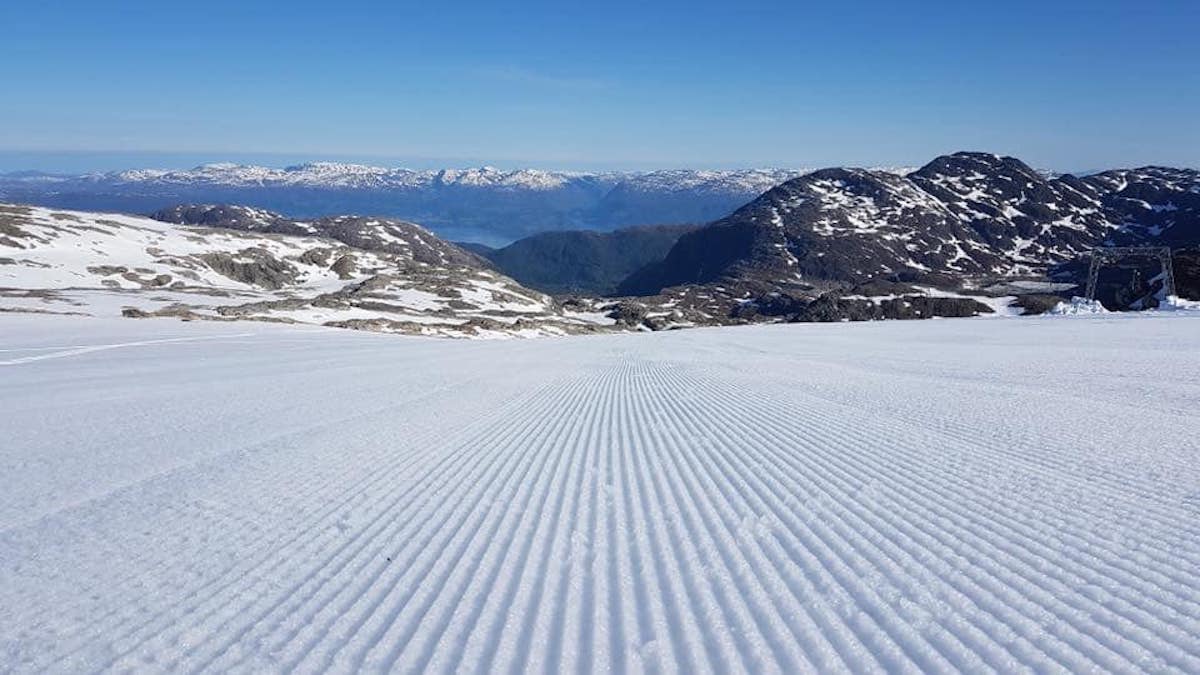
(1, 0), (1196, 172)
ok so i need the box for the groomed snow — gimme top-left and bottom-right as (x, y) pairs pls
(1, 314), (1199, 673)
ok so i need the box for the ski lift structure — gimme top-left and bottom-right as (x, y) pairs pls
(1084, 246), (1176, 300)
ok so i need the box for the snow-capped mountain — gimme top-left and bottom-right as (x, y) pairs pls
(97, 163), (589, 191)
(70, 162), (815, 193)
(0, 163), (815, 244)
(0, 203), (618, 337)
(619, 152), (1200, 300)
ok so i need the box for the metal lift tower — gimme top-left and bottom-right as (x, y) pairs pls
(1084, 246), (1176, 301)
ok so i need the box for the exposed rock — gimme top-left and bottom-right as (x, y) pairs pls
(198, 250), (296, 289)
(1013, 294), (1070, 316)
(606, 301), (649, 327)
(1172, 248), (1200, 300)
(153, 205), (487, 268)
(848, 280), (918, 297)
(790, 293), (994, 322)
(330, 255), (357, 279)
(643, 311), (689, 331)
(732, 292), (811, 319)
(87, 265), (129, 276)
(297, 248), (332, 267)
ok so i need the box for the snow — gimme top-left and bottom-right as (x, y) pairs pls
(1049, 296), (1111, 315)
(984, 280), (1077, 294)
(60, 163), (817, 195)
(2, 314), (1199, 672)
(0, 205), (590, 337)
(0, 206), (366, 292)
(11, 164), (939, 197)
(1160, 295), (1200, 312)
(561, 310), (618, 326)
(263, 307), (462, 326)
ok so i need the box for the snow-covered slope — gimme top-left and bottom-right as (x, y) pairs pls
(1, 313), (1198, 672)
(0, 203), (611, 337)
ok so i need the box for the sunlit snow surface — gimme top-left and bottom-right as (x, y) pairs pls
(1, 314), (1198, 673)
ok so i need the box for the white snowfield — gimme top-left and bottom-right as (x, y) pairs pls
(1, 314), (1199, 673)
(0, 204), (610, 338)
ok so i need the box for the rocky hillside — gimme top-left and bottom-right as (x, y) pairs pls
(0, 203), (617, 338)
(619, 153), (1200, 308)
(151, 204), (489, 268)
(475, 223), (698, 295)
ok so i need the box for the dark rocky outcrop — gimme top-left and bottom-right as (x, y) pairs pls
(198, 250), (296, 290)
(790, 294), (994, 323)
(1011, 294), (1067, 316)
(1174, 248), (1200, 299)
(606, 301), (650, 327)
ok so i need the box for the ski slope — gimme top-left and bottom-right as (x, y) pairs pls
(1, 314), (1198, 673)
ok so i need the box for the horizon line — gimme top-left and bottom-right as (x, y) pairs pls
(0, 148), (1193, 176)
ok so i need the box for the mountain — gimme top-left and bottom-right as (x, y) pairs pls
(151, 204), (489, 268)
(618, 153), (1200, 313)
(454, 241), (497, 257)
(475, 223), (698, 295)
(0, 163), (813, 245)
(0, 203), (618, 337)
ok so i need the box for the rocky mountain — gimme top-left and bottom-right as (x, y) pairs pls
(1080, 166), (1200, 247)
(474, 223), (698, 295)
(151, 204), (489, 268)
(0, 203), (619, 338)
(0, 163), (812, 245)
(618, 153), (1200, 316)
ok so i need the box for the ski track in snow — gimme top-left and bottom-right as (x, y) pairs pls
(1, 315), (1198, 674)
(0, 333), (258, 366)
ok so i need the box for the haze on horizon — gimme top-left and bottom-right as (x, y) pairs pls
(1, 0), (1197, 174)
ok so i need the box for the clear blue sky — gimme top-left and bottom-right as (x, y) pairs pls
(1, 0), (1196, 172)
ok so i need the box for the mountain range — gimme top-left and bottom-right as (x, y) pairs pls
(3, 151), (1197, 336)
(0, 164), (817, 245)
